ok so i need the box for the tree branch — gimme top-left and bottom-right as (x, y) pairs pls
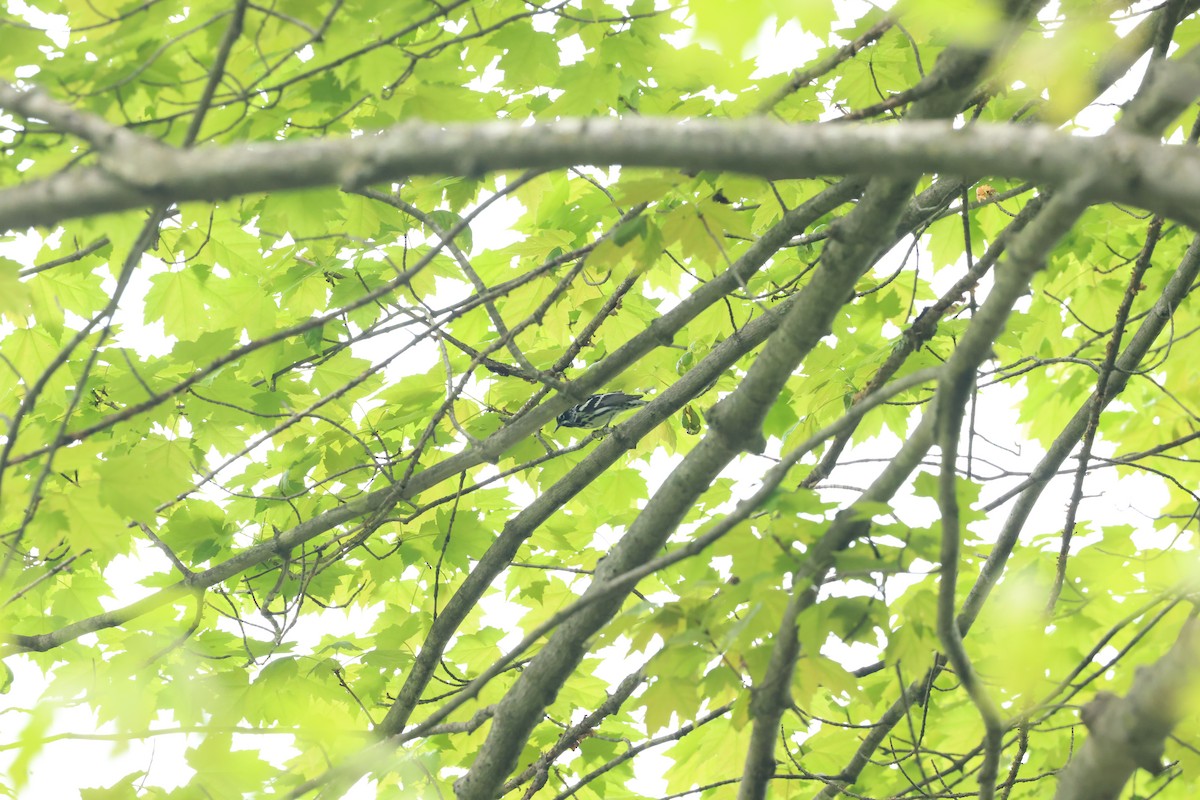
(1053, 618), (1200, 800)
(5, 107), (1200, 233)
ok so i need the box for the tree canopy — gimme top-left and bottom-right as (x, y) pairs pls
(3, 0), (1200, 798)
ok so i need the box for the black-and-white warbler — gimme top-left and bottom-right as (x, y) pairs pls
(555, 392), (648, 430)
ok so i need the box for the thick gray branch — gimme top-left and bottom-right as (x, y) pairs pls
(5, 111), (1200, 232)
(1054, 619), (1200, 800)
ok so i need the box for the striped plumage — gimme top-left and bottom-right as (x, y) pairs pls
(554, 392), (648, 430)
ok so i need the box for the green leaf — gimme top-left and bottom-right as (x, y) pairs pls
(425, 209), (474, 253)
(98, 439), (196, 520)
(0, 257), (31, 321)
(612, 215), (648, 247)
(690, 0), (768, 56)
(144, 268), (208, 339)
(81, 773), (148, 799)
(185, 735), (275, 797)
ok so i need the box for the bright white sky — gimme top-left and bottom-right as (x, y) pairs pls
(0, 0), (1181, 797)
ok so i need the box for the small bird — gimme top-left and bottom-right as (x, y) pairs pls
(555, 392), (648, 430)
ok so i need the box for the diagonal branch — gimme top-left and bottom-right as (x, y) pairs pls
(1053, 618), (1200, 800)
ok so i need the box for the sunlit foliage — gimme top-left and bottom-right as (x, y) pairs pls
(2, 1), (1200, 798)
